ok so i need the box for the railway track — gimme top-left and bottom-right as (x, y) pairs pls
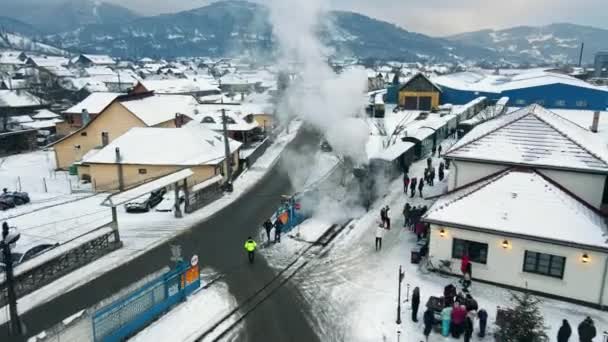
(195, 219), (353, 342)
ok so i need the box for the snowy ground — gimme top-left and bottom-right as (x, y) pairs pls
(261, 139), (608, 341)
(129, 268), (241, 342)
(0, 122), (302, 326)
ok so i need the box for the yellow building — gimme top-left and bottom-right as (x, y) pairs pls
(51, 93), (198, 170)
(398, 73), (442, 110)
(81, 126), (241, 191)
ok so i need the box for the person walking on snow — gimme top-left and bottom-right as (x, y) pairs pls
(263, 219), (273, 242)
(384, 206), (391, 229)
(423, 307), (435, 341)
(274, 219), (282, 243)
(380, 206), (387, 227)
(418, 178), (424, 197)
(403, 174), (410, 193)
(375, 224), (386, 251)
(429, 167), (435, 186)
(441, 305), (452, 337)
(438, 144), (443, 156)
(244, 237), (257, 264)
(411, 286), (420, 322)
(578, 316), (596, 342)
(463, 312), (474, 342)
(477, 308), (488, 338)
(557, 319), (571, 342)
(432, 145), (437, 156)
(410, 177), (417, 198)
(403, 203), (411, 228)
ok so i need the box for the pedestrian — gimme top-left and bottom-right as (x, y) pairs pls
(557, 319), (571, 342)
(429, 168), (435, 186)
(438, 144), (443, 156)
(375, 224), (385, 251)
(460, 254), (470, 282)
(427, 157), (432, 169)
(403, 203), (411, 228)
(451, 304), (467, 338)
(438, 165), (445, 182)
(424, 168), (430, 185)
(403, 174), (410, 193)
(477, 308), (488, 338)
(274, 219), (282, 243)
(244, 236), (257, 264)
(444, 283), (457, 307)
(411, 286), (420, 322)
(380, 206), (387, 227)
(415, 221), (425, 241)
(432, 145), (437, 156)
(577, 316), (596, 342)
(263, 219), (273, 242)
(463, 262), (472, 292)
(445, 158), (451, 170)
(418, 178), (424, 197)
(441, 305), (452, 337)
(464, 312), (474, 342)
(465, 293), (478, 312)
(385, 205), (391, 230)
(410, 177), (417, 198)
(423, 307), (434, 341)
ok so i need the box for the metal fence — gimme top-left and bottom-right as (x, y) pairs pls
(92, 260), (200, 342)
(185, 179), (223, 214)
(0, 227), (121, 307)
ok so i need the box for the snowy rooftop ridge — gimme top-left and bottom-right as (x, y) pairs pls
(424, 168), (608, 251)
(445, 105), (608, 173)
(119, 94), (199, 127)
(63, 92), (122, 115)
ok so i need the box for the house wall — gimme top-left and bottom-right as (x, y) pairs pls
(398, 91), (440, 109)
(53, 102), (145, 169)
(448, 160), (507, 190)
(89, 163), (219, 191)
(449, 160), (606, 208)
(429, 225), (608, 306)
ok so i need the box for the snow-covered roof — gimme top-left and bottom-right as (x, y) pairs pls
(188, 106), (260, 132)
(32, 109), (60, 120)
(84, 66), (115, 76)
(83, 126), (241, 166)
(43, 65), (75, 78)
(102, 168), (194, 207)
(445, 105), (608, 173)
(424, 169), (608, 251)
(8, 115), (33, 124)
(119, 94), (198, 126)
(433, 69), (608, 93)
(27, 56), (69, 68)
(549, 109), (608, 144)
(139, 79), (219, 94)
(63, 92), (121, 115)
(80, 54), (115, 65)
(20, 119), (62, 129)
(372, 140), (415, 162)
(0, 79), (28, 90)
(0, 90), (44, 108)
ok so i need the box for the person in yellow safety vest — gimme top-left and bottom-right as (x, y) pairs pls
(244, 236), (257, 264)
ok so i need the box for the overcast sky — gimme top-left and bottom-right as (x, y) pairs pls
(7, 0), (608, 36)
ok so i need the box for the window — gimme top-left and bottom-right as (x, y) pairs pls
(555, 100), (566, 107)
(138, 168), (147, 175)
(534, 99), (545, 105)
(80, 132), (88, 136)
(452, 238), (488, 264)
(523, 251), (565, 278)
(515, 99), (526, 105)
(576, 100), (588, 108)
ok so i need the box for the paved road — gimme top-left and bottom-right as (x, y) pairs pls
(1, 129), (320, 342)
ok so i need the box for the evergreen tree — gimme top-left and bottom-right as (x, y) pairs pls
(495, 291), (548, 342)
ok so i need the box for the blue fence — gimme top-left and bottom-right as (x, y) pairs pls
(92, 260), (200, 342)
(273, 194), (307, 233)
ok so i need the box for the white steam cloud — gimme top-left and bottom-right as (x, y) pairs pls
(269, 0), (370, 165)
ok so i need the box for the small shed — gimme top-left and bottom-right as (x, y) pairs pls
(398, 73), (442, 110)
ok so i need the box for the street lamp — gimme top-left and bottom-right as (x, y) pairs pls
(2, 222), (23, 337)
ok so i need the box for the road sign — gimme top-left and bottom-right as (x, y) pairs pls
(191, 254), (199, 267)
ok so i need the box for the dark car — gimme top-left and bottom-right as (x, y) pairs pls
(0, 243), (57, 272)
(125, 188), (167, 213)
(0, 197), (16, 211)
(0, 191), (30, 206)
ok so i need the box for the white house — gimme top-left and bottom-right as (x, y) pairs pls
(424, 168), (608, 308)
(444, 104), (608, 210)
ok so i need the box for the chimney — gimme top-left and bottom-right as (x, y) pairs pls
(590, 111), (600, 133)
(81, 109), (91, 126)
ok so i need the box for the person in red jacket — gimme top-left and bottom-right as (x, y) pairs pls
(460, 254), (470, 285)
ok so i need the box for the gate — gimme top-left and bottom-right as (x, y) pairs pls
(92, 259), (200, 342)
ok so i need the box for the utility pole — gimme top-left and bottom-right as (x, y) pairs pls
(2, 222), (23, 338)
(396, 265), (404, 325)
(115, 147), (124, 191)
(221, 108), (233, 192)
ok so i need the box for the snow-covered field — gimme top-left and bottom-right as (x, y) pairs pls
(261, 140), (608, 341)
(0, 122), (301, 326)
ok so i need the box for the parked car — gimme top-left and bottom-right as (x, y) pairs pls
(0, 243), (58, 272)
(1, 190), (30, 205)
(155, 191), (185, 212)
(0, 197), (16, 211)
(125, 188), (167, 213)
